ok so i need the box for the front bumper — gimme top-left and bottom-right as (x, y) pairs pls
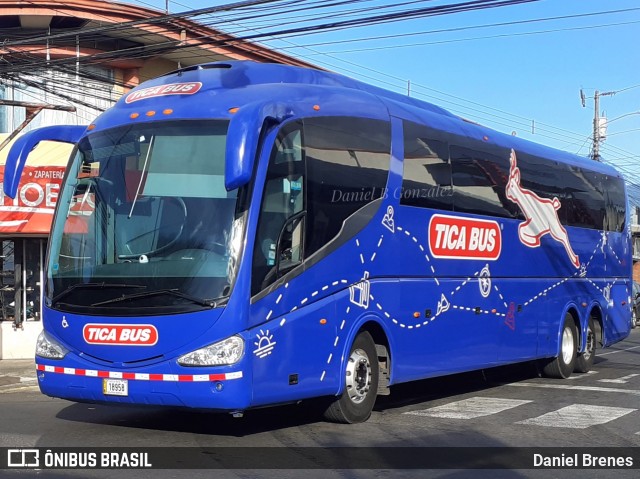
(35, 354), (251, 410)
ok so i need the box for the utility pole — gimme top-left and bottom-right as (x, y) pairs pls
(592, 90), (600, 160)
(582, 89), (616, 161)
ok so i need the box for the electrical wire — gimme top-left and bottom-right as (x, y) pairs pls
(3, 0), (639, 199)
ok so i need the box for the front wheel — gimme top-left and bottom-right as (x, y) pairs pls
(574, 318), (596, 373)
(323, 331), (379, 424)
(540, 314), (577, 379)
(632, 309), (638, 329)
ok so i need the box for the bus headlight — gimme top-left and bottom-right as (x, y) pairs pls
(36, 330), (69, 359)
(177, 335), (244, 366)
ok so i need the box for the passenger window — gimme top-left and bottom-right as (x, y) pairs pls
(450, 144), (520, 218)
(401, 121), (452, 210)
(601, 174), (626, 232)
(304, 117), (390, 257)
(450, 143), (520, 219)
(252, 117), (391, 296)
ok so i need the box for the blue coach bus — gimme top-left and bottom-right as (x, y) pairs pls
(5, 61), (631, 423)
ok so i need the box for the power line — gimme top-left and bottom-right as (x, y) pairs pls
(0, 0), (607, 154)
(255, 6), (640, 50)
(4, 1), (638, 190)
(0, 0), (543, 62)
(300, 19), (640, 55)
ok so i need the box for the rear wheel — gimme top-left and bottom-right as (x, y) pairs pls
(632, 309), (638, 329)
(541, 314), (577, 379)
(323, 331), (379, 424)
(574, 318), (596, 373)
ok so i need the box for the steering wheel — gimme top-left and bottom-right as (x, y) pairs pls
(118, 197), (188, 260)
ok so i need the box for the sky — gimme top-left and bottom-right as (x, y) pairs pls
(121, 0), (640, 192)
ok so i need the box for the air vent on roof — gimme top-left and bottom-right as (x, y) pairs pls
(165, 63), (232, 78)
(198, 63), (232, 70)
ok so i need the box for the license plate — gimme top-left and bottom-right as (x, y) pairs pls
(103, 378), (128, 396)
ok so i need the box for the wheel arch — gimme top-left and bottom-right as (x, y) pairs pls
(586, 303), (604, 350)
(555, 303), (581, 357)
(337, 313), (393, 395)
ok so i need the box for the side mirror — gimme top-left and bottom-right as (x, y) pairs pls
(3, 125), (87, 198)
(225, 101), (293, 191)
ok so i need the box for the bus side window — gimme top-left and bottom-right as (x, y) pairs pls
(400, 120), (452, 210)
(304, 117), (390, 257)
(252, 124), (305, 294)
(252, 117), (391, 295)
(450, 143), (520, 219)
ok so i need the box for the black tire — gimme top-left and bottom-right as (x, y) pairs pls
(632, 309), (637, 329)
(541, 314), (577, 379)
(574, 318), (596, 373)
(323, 331), (379, 424)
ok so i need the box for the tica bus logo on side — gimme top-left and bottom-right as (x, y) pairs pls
(83, 324), (158, 346)
(428, 214), (502, 260)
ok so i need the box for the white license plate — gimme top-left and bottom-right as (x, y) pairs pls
(103, 378), (128, 396)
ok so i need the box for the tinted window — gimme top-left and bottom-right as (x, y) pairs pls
(252, 117), (391, 295)
(305, 117), (390, 257)
(562, 169), (605, 230)
(252, 122), (305, 294)
(398, 121), (625, 232)
(450, 142), (522, 219)
(515, 152), (625, 231)
(602, 174), (626, 232)
(401, 121), (452, 210)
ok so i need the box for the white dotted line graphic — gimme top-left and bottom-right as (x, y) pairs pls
(321, 307), (349, 381)
(396, 226), (438, 284)
(494, 285), (509, 309)
(523, 278), (568, 306)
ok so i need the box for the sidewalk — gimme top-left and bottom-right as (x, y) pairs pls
(0, 359), (37, 388)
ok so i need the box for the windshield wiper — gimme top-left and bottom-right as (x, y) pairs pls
(129, 134), (154, 218)
(51, 283), (146, 306)
(90, 288), (217, 308)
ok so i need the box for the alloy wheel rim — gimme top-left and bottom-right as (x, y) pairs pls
(562, 326), (574, 364)
(345, 348), (372, 404)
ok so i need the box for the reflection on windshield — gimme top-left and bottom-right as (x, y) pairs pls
(47, 120), (241, 315)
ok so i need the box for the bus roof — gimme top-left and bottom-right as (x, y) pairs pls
(94, 61), (620, 178)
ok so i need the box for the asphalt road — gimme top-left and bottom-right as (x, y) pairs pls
(1, 328), (639, 479)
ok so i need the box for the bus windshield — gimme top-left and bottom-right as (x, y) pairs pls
(46, 120), (242, 315)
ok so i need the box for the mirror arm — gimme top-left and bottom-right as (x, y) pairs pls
(3, 125), (87, 198)
(225, 101), (294, 191)
(274, 210), (306, 278)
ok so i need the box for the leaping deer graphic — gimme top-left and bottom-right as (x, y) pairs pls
(505, 149), (580, 268)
